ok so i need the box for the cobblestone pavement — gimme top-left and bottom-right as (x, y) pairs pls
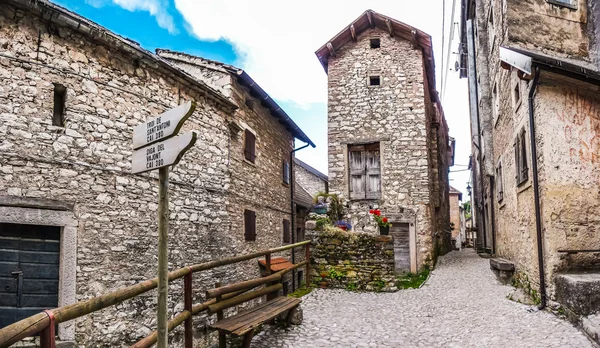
(251, 249), (593, 347)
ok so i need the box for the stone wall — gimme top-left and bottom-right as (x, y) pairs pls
(308, 228), (396, 292)
(326, 26), (450, 269)
(0, 3), (295, 346)
(449, 193), (461, 240)
(294, 160), (327, 197)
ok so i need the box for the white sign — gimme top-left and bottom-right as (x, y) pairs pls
(131, 132), (198, 174)
(133, 101), (196, 150)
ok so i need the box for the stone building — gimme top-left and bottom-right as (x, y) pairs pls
(460, 0), (600, 310)
(294, 158), (328, 197)
(0, 0), (314, 346)
(316, 10), (454, 273)
(449, 186), (463, 248)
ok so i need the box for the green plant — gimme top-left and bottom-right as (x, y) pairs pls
(310, 213), (332, 230)
(288, 286), (313, 298)
(346, 282), (358, 291)
(328, 268), (346, 280)
(373, 279), (386, 291)
(395, 268), (430, 289)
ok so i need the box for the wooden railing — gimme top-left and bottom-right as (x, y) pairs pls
(0, 241), (311, 348)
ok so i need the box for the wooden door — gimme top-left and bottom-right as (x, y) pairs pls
(390, 223), (410, 273)
(0, 223), (60, 329)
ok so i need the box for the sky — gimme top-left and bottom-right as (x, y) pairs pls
(53, 0), (472, 200)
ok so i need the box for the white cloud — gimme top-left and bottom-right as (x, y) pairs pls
(173, 0), (443, 105)
(86, 0), (178, 34)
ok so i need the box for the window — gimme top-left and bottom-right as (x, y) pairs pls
(282, 159), (290, 185)
(53, 83), (66, 127)
(547, 0), (577, 9)
(513, 81), (521, 110)
(244, 209), (256, 241)
(369, 76), (381, 86)
(496, 161), (504, 202)
(514, 128), (529, 186)
(370, 38), (381, 49)
(297, 227), (304, 242)
(244, 129), (256, 163)
(488, 4), (495, 48)
(348, 143), (381, 200)
(283, 219), (290, 243)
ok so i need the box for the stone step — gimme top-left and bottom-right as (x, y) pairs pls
(555, 273), (600, 317)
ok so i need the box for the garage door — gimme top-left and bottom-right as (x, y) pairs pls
(0, 223), (60, 329)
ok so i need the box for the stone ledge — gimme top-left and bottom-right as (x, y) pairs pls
(490, 258), (515, 271)
(555, 273), (600, 316)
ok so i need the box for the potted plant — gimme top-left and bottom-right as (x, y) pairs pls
(369, 209), (392, 235)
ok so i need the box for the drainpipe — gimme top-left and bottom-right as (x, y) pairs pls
(490, 176), (496, 255)
(528, 66), (546, 309)
(290, 143), (310, 293)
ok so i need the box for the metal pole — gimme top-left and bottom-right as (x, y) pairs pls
(157, 167), (169, 348)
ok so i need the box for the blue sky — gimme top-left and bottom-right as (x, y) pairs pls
(51, 0), (471, 196)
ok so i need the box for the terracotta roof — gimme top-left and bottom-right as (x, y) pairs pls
(294, 182), (314, 209)
(294, 158), (328, 182)
(8, 0), (236, 111)
(258, 257), (294, 272)
(315, 9), (438, 105)
(156, 49), (315, 147)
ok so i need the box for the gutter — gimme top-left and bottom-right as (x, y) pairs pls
(527, 66), (546, 310)
(290, 143), (311, 293)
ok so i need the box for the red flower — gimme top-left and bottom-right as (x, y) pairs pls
(383, 217), (388, 223)
(375, 210), (381, 216)
(369, 209), (374, 214)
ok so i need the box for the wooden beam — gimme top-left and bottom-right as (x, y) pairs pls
(411, 30), (419, 49)
(385, 19), (394, 37)
(367, 11), (374, 27)
(327, 42), (335, 57)
(350, 24), (356, 41)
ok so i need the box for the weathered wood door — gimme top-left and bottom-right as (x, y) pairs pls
(391, 223), (410, 273)
(0, 223), (60, 329)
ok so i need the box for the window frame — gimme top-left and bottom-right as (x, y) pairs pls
(348, 142), (381, 200)
(496, 160), (504, 202)
(368, 75), (381, 87)
(370, 38), (381, 49)
(282, 159), (290, 185)
(514, 128), (529, 186)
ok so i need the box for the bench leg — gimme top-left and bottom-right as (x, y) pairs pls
(242, 331), (254, 348)
(218, 332), (226, 348)
(286, 306), (298, 326)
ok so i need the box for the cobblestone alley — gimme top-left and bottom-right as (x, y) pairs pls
(252, 250), (593, 348)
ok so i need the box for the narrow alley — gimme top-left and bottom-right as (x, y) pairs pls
(252, 250), (593, 348)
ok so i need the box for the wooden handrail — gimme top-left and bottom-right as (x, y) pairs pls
(207, 284), (283, 315)
(0, 240), (310, 348)
(206, 273), (282, 299)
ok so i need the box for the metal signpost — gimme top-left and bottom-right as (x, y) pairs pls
(132, 101), (197, 348)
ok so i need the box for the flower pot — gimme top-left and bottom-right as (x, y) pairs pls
(319, 281), (328, 289)
(379, 226), (390, 235)
(313, 207), (327, 214)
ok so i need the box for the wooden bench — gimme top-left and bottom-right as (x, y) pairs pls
(206, 270), (301, 348)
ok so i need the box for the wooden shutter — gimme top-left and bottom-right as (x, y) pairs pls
(365, 143), (381, 199)
(349, 145), (366, 199)
(244, 130), (256, 162)
(283, 219), (290, 243)
(244, 209), (256, 241)
(514, 137), (520, 181)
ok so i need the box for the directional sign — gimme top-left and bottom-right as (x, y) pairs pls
(132, 132), (197, 174)
(133, 101), (196, 150)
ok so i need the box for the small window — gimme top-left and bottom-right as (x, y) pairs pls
(492, 83), (499, 125)
(496, 161), (504, 202)
(282, 160), (290, 185)
(244, 129), (256, 163)
(370, 38), (381, 49)
(349, 142), (381, 200)
(244, 209), (256, 241)
(297, 227), (304, 242)
(514, 82), (521, 109)
(369, 76), (381, 86)
(547, 0), (577, 9)
(514, 128), (529, 186)
(283, 219), (290, 243)
(53, 83), (66, 127)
